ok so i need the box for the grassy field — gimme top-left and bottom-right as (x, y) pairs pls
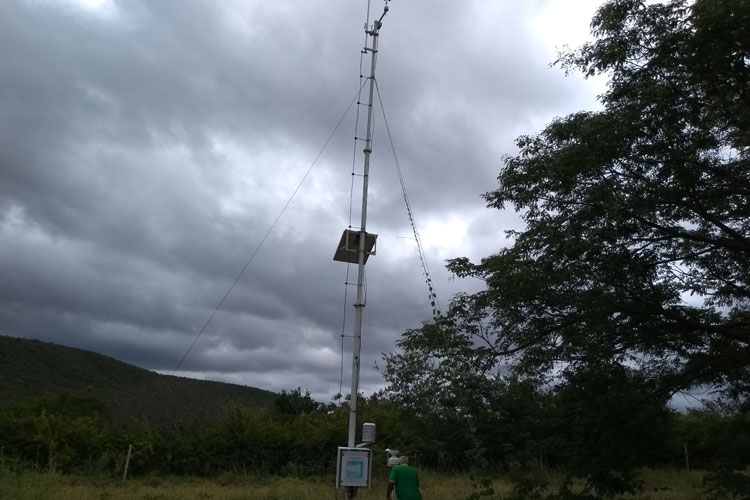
(0, 468), (711, 500)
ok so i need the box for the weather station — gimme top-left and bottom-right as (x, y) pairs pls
(335, 423), (376, 490)
(332, 1), (394, 499)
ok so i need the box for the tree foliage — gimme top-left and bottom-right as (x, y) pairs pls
(382, 321), (555, 469)
(548, 364), (673, 497)
(385, 0), (749, 496)
(0, 391), (427, 478)
(439, 0), (748, 399)
(274, 388), (321, 416)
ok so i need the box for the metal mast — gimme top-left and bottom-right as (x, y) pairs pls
(332, 5), (388, 498)
(347, 4), (387, 450)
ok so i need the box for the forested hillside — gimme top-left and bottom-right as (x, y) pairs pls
(0, 335), (276, 422)
(0, 338), (747, 494)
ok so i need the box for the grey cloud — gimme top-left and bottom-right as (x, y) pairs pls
(1, 0), (601, 400)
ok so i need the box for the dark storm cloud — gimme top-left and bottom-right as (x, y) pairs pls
(0, 0), (602, 400)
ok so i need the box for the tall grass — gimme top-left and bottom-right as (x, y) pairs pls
(0, 468), (718, 500)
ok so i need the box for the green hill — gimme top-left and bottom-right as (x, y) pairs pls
(0, 335), (277, 423)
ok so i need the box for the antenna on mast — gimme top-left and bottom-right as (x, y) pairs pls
(333, 2), (390, 499)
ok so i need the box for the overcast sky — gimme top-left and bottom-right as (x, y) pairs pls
(1, 0), (606, 402)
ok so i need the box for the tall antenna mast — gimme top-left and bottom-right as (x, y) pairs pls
(350, 2), (386, 448)
(332, 2), (389, 499)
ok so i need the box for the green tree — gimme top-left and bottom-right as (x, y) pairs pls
(548, 364), (673, 497)
(274, 388), (321, 416)
(383, 321), (559, 471)
(674, 408), (750, 469)
(386, 0), (749, 496)
(382, 321), (507, 467)
(448, 0), (749, 403)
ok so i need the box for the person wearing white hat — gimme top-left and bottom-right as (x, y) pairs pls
(387, 456), (422, 500)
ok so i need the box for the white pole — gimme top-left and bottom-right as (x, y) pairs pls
(122, 444), (132, 482)
(348, 13), (383, 451)
(345, 7), (387, 500)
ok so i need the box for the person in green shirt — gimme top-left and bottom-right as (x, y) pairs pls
(387, 456), (422, 500)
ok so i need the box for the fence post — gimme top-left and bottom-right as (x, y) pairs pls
(123, 444), (133, 482)
(683, 442), (690, 471)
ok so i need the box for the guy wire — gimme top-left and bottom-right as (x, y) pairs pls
(339, 10), (373, 402)
(173, 79), (367, 375)
(374, 81), (442, 320)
